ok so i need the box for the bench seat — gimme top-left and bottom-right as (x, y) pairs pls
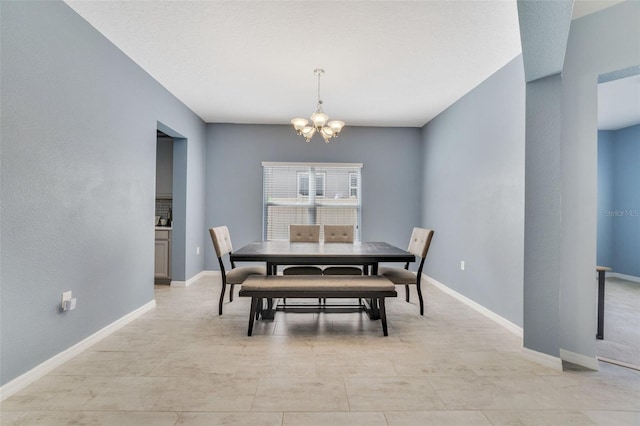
(239, 275), (397, 336)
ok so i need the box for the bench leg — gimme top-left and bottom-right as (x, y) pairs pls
(248, 297), (259, 336)
(379, 298), (389, 336)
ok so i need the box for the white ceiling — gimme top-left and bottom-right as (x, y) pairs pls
(65, 0), (635, 128)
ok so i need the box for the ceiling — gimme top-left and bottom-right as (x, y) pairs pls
(65, 0), (635, 129)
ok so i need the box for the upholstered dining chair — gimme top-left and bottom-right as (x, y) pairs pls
(322, 225), (363, 276)
(209, 226), (266, 315)
(378, 227), (434, 315)
(282, 224), (323, 275)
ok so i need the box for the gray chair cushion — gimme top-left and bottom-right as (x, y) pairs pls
(225, 265), (267, 284)
(283, 266), (323, 275)
(378, 266), (417, 285)
(323, 266), (362, 275)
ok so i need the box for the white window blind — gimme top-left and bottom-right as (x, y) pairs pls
(263, 162), (362, 241)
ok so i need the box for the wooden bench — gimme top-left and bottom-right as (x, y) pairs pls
(239, 275), (397, 336)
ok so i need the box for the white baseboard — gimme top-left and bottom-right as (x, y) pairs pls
(171, 270), (218, 287)
(560, 348), (599, 371)
(423, 274), (523, 338)
(0, 300), (156, 401)
(522, 347), (563, 371)
(597, 356), (640, 371)
(609, 272), (640, 283)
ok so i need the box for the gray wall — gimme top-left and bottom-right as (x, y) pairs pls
(420, 56), (526, 327)
(597, 130), (615, 269)
(204, 124), (422, 270)
(597, 125), (640, 277)
(0, 2), (206, 385)
(559, 0), (640, 360)
(523, 73), (563, 356)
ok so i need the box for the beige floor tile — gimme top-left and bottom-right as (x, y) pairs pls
(391, 352), (477, 377)
(49, 350), (165, 377)
(427, 375), (550, 410)
(2, 375), (163, 412)
(345, 377), (446, 411)
(315, 353), (397, 378)
(385, 410), (491, 425)
(531, 374), (640, 410)
(0, 411), (180, 426)
(176, 411), (283, 425)
(283, 411), (388, 426)
(483, 409), (598, 425)
(252, 377), (349, 412)
(582, 410), (640, 425)
(152, 376), (258, 412)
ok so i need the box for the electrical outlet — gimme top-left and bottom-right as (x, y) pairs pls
(61, 291), (76, 311)
(196, 246), (200, 255)
(460, 260), (465, 271)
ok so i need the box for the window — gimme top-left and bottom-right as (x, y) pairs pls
(297, 172), (325, 197)
(263, 162), (362, 241)
(349, 172), (358, 197)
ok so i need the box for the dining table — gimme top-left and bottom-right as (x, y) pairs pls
(231, 240), (414, 273)
(230, 240), (415, 319)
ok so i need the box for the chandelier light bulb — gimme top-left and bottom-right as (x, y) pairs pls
(301, 126), (315, 142)
(311, 111), (329, 128)
(291, 118), (308, 134)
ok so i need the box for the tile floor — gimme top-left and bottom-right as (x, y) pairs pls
(2, 275), (639, 425)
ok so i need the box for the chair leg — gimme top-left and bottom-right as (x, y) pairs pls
(229, 284), (235, 302)
(248, 297), (258, 336)
(255, 298), (262, 320)
(416, 283), (424, 316)
(405, 285), (410, 302)
(379, 298), (389, 336)
(219, 281), (226, 315)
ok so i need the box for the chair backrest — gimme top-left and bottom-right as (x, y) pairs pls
(289, 224), (320, 242)
(210, 226), (233, 258)
(323, 225), (354, 243)
(407, 227), (434, 260)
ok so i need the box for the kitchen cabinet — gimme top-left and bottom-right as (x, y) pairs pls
(156, 137), (173, 198)
(155, 229), (171, 284)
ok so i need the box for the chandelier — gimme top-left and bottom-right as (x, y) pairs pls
(291, 69), (345, 143)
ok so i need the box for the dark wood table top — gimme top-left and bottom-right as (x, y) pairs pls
(230, 241), (414, 265)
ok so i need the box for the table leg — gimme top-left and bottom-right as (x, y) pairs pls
(260, 298), (276, 320)
(597, 270), (605, 340)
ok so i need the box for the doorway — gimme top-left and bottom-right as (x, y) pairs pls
(155, 121), (188, 286)
(155, 130), (174, 284)
(596, 69), (640, 370)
